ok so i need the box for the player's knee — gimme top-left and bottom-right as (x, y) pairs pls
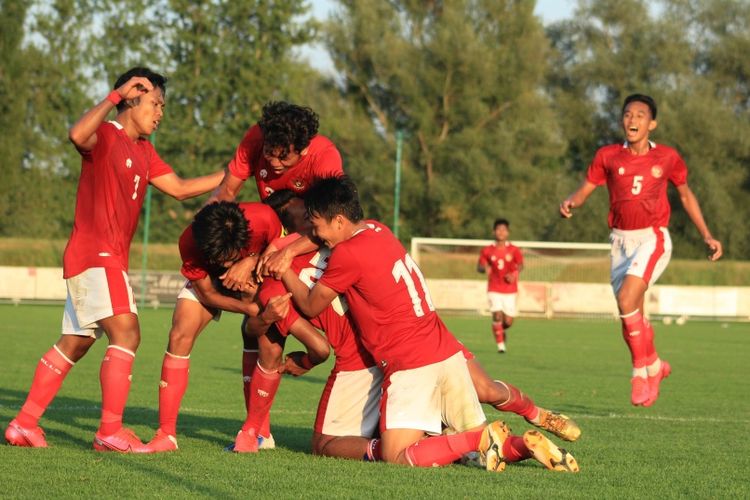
(168, 327), (196, 354)
(503, 317), (514, 328)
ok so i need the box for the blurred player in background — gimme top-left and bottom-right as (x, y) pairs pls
(559, 93), (722, 407)
(477, 218), (523, 353)
(5, 67), (223, 452)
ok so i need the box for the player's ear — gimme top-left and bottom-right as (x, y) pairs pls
(648, 119), (657, 131)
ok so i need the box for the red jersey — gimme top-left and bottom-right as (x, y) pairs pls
(478, 242), (523, 293)
(258, 247), (375, 372)
(63, 121), (173, 278)
(318, 220), (463, 376)
(586, 142), (688, 230)
(227, 124), (343, 200)
(179, 202), (282, 281)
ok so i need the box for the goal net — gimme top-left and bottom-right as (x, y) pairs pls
(410, 237), (615, 319)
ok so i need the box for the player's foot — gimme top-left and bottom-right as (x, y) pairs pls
(528, 409), (581, 442)
(522, 430), (579, 472)
(477, 420), (510, 472)
(630, 376), (650, 406)
(643, 361), (672, 407)
(144, 429), (178, 453)
(223, 433), (275, 452)
(497, 342), (506, 353)
(93, 427), (148, 453)
(233, 428), (259, 453)
(5, 419), (48, 448)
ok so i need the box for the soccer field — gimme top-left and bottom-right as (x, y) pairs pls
(0, 305), (748, 498)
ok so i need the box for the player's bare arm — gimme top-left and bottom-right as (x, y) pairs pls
(150, 170), (224, 201)
(260, 234), (319, 280)
(221, 254), (260, 291)
(242, 293), (293, 338)
(560, 180), (598, 218)
(191, 276), (259, 316)
(68, 76), (153, 151)
(674, 184), (723, 261)
(208, 170), (244, 203)
(281, 269), (338, 318)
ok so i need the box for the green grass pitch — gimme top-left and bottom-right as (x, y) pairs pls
(0, 304), (748, 498)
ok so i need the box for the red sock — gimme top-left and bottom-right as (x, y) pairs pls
(492, 321), (505, 344)
(242, 349), (258, 412)
(404, 429), (483, 467)
(643, 318), (658, 364)
(158, 352), (190, 436)
(494, 381), (539, 421)
(620, 310), (648, 368)
(16, 346), (74, 429)
(98, 346), (135, 436)
(502, 435), (532, 462)
(241, 363), (281, 432)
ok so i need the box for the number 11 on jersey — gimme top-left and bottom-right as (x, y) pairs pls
(392, 254), (435, 317)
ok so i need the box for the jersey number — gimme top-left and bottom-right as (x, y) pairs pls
(132, 174), (141, 200)
(631, 175), (643, 195)
(392, 254), (435, 317)
(299, 250), (348, 316)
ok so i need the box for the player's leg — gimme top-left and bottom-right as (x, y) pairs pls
(234, 327), (285, 452)
(146, 297), (216, 452)
(240, 315), (259, 412)
(465, 357), (580, 441)
(616, 275), (650, 405)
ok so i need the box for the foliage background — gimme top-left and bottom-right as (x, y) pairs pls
(1, 0), (748, 258)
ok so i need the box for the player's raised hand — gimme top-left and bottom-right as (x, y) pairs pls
(260, 247), (294, 280)
(220, 254), (258, 291)
(115, 76), (153, 101)
(261, 292), (292, 324)
(705, 237), (723, 261)
(559, 199), (575, 218)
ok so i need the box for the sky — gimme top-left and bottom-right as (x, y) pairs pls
(302, 0), (576, 74)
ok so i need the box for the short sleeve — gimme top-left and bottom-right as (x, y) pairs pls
(227, 125), (262, 181)
(146, 142), (174, 179)
(668, 150), (688, 187)
(178, 227), (208, 281)
(478, 246), (490, 267)
(318, 245), (361, 294)
(586, 148), (608, 186)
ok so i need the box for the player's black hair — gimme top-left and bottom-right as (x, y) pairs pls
(113, 66), (167, 113)
(258, 101), (319, 159)
(622, 94), (657, 119)
(494, 218), (510, 229)
(263, 189), (301, 231)
(191, 201), (249, 268)
(303, 175), (363, 223)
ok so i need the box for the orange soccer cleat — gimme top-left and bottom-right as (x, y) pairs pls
(5, 419), (48, 448)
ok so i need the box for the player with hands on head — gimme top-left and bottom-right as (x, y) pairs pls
(559, 93), (722, 407)
(5, 67), (223, 452)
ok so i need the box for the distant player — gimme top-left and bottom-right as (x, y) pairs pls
(477, 218), (523, 353)
(144, 201), (328, 453)
(560, 94), (722, 406)
(283, 177), (579, 472)
(5, 67), (224, 451)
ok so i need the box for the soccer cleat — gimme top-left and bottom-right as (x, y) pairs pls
(93, 427), (149, 453)
(224, 432), (275, 452)
(477, 420), (510, 472)
(529, 409), (581, 442)
(144, 429), (178, 453)
(522, 430), (579, 472)
(497, 342), (506, 354)
(5, 419), (48, 448)
(233, 428), (259, 453)
(630, 376), (650, 406)
(643, 361), (672, 407)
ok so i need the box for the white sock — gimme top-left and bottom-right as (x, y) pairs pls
(646, 358), (662, 377)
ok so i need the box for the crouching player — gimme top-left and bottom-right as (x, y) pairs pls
(144, 201), (328, 452)
(281, 177), (579, 471)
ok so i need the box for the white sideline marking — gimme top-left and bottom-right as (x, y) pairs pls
(574, 413), (750, 424)
(0, 404), (315, 415)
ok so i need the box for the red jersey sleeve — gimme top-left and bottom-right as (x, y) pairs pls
(318, 245), (362, 295)
(227, 125), (263, 181)
(178, 226), (208, 281)
(667, 149), (688, 187)
(586, 147), (608, 186)
(145, 141), (174, 179)
(514, 246), (524, 267)
(315, 144), (343, 176)
(478, 246), (490, 267)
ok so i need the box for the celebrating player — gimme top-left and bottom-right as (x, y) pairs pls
(559, 93), (722, 406)
(4, 67), (224, 452)
(477, 218), (524, 353)
(282, 177), (579, 472)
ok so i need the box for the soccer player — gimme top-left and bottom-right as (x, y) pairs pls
(282, 177), (579, 472)
(144, 201), (329, 452)
(559, 94), (723, 407)
(477, 218), (524, 353)
(4, 67), (224, 451)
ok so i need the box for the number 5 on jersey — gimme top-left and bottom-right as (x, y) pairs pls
(392, 254), (435, 317)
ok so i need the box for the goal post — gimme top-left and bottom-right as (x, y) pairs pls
(410, 237), (615, 319)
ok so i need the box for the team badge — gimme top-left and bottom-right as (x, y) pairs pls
(651, 166), (663, 178)
(618, 167), (625, 175)
(259, 169), (268, 179)
(126, 158), (132, 169)
(293, 179), (305, 190)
